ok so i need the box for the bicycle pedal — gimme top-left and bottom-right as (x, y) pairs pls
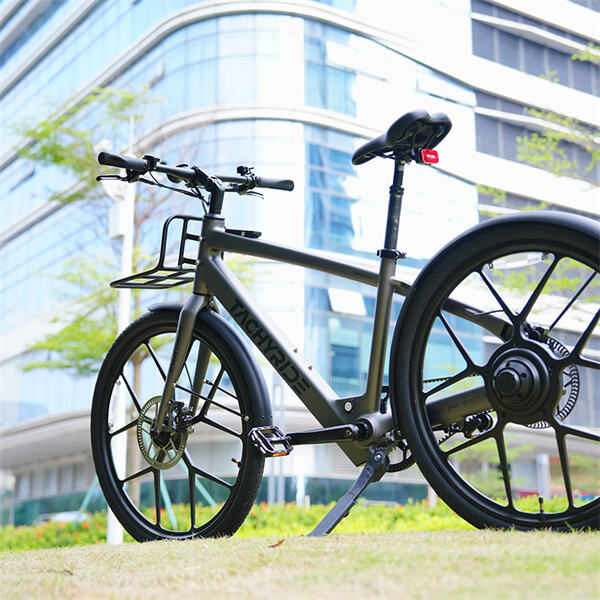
(249, 426), (293, 457)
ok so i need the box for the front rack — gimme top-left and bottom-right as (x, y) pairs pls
(111, 215), (203, 289)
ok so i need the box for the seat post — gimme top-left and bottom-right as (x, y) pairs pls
(357, 158), (406, 416)
(383, 158), (405, 251)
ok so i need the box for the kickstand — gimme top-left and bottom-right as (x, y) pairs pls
(307, 446), (388, 537)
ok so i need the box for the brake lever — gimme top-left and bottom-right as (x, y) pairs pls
(229, 184), (263, 198)
(96, 174), (129, 182)
(96, 171), (140, 183)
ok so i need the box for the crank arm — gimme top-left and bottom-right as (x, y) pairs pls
(425, 386), (492, 428)
(287, 423), (369, 446)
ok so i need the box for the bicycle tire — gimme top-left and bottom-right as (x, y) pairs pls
(91, 307), (270, 541)
(391, 211), (599, 530)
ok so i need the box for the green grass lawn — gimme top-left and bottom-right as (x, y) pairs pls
(1, 530), (599, 600)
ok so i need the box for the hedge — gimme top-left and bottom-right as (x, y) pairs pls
(0, 497), (571, 552)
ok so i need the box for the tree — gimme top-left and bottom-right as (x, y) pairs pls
(17, 88), (256, 505)
(17, 87), (152, 206)
(23, 255), (118, 375)
(517, 44), (600, 186)
(18, 86), (254, 376)
(17, 86), (172, 505)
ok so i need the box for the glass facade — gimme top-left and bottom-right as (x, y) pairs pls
(2, 7), (478, 427)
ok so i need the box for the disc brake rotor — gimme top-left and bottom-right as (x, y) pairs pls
(526, 335), (580, 429)
(137, 396), (188, 470)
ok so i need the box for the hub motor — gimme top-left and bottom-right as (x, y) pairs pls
(488, 348), (553, 424)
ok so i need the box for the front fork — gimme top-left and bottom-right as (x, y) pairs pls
(154, 293), (209, 434)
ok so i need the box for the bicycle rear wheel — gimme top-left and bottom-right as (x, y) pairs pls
(91, 308), (269, 541)
(392, 212), (599, 530)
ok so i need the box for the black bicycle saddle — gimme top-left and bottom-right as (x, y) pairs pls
(352, 110), (452, 165)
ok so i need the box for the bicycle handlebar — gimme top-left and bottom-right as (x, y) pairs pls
(97, 151), (148, 172)
(218, 174), (295, 192)
(97, 152), (294, 192)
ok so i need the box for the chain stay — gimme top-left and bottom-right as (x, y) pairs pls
(387, 372), (484, 472)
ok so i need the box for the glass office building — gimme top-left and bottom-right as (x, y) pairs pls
(0, 0), (598, 524)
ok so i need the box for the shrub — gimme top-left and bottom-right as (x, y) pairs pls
(0, 496), (572, 552)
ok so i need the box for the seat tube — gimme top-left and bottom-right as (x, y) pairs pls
(359, 160), (405, 414)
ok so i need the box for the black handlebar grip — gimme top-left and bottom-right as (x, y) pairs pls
(97, 152), (148, 172)
(255, 177), (294, 192)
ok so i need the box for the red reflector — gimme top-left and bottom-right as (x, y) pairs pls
(421, 149), (439, 164)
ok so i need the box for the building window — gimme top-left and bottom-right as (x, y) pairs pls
(0, 0), (68, 69)
(471, 0), (599, 95)
(305, 141), (358, 253)
(305, 25), (357, 116)
(569, 0), (600, 11)
(474, 93), (600, 183)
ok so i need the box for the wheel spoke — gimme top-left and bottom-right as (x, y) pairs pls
(110, 418), (138, 438)
(153, 469), (162, 526)
(571, 307), (600, 358)
(574, 356), (600, 371)
(478, 269), (517, 324)
(555, 432), (574, 508)
(182, 450), (232, 489)
(175, 382), (247, 420)
(145, 342), (167, 380)
(204, 379), (239, 402)
(443, 426), (496, 458)
(196, 415), (242, 438)
(494, 428), (514, 507)
(188, 468), (196, 529)
(551, 421), (600, 444)
(516, 254), (560, 326)
(120, 372), (141, 412)
(548, 270), (597, 332)
(439, 311), (476, 368)
(184, 361), (193, 389)
(199, 367), (225, 418)
(120, 466), (153, 485)
(423, 368), (479, 400)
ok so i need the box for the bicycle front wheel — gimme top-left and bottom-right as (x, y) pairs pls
(392, 212), (599, 530)
(91, 308), (268, 541)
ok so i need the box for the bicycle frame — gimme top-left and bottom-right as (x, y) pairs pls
(153, 162), (508, 466)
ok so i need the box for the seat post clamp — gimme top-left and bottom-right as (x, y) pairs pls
(377, 248), (406, 261)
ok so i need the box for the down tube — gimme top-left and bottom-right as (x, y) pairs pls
(203, 256), (371, 465)
(202, 256), (359, 426)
